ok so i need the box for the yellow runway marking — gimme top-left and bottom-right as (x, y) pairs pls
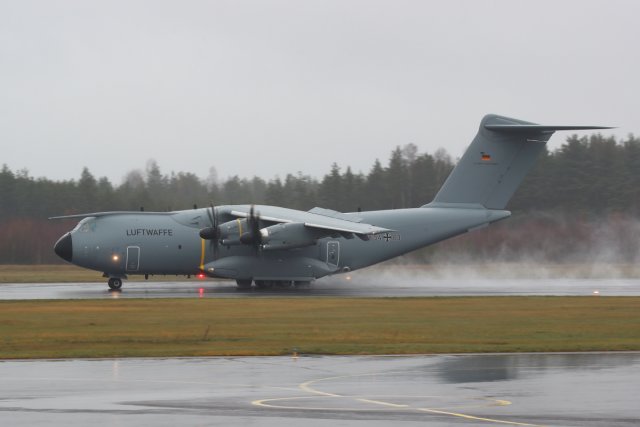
(252, 396), (360, 411)
(299, 377), (344, 397)
(416, 407), (540, 426)
(251, 372), (546, 427)
(356, 398), (408, 408)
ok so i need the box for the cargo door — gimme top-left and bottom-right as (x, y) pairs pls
(326, 241), (340, 268)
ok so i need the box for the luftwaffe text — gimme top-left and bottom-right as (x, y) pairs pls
(126, 228), (173, 236)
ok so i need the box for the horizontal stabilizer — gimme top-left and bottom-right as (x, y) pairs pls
(485, 124), (614, 132)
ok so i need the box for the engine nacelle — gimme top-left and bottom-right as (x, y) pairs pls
(217, 219), (249, 245)
(260, 223), (319, 251)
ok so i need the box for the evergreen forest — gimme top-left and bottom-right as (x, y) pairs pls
(2, 133), (640, 264)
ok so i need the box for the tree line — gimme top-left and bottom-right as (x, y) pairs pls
(0, 145), (454, 218)
(1, 132), (639, 264)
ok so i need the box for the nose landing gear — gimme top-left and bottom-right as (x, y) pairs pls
(108, 277), (123, 290)
(103, 273), (127, 291)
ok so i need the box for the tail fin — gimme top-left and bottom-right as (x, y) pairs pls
(428, 114), (611, 210)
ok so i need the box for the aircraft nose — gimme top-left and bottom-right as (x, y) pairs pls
(54, 233), (73, 262)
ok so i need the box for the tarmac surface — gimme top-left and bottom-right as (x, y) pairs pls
(3, 272), (638, 425)
(1, 353), (639, 426)
(2, 274), (640, 299)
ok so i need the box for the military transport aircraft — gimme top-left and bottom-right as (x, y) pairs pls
(51, 114), (610, 290)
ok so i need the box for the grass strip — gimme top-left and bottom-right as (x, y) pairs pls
(1, 297), (639, 359)
(0, 264), (197, 283)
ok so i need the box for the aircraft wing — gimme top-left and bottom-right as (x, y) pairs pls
(49, 211), (173, 220)
(227, 205), (393, 239)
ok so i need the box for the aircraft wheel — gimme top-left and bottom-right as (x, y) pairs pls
(236, 279), (252, 290)
(108, 278), (122, 290)
(275, 280), (292, 289)
(254, 280), (271, 289)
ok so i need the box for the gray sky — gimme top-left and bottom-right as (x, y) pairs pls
(1, 0), (638, 184)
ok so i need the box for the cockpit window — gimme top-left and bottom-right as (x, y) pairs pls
(73, 217), (96, 232)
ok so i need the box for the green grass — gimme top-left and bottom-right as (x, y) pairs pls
(0, 264), (102, 283)
(1, 297), (639, 359)
(0, 264), (200, 283)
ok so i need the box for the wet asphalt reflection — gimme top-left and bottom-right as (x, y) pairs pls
(2, 276), (640, 299)
(1, 353), (639, 426)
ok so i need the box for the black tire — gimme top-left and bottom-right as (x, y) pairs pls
(108, 278), (122, 290)
(275, 280), (292, 289)
(236, 279), (252, 290)
(254, 280), (272, 289)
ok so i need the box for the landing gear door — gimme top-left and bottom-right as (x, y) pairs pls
(326, 241), (340, 268)
(126, 246), (140, 271)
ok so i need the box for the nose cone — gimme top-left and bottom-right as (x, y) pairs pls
(54, 233), (73, 262)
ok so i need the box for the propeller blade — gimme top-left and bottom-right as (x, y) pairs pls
(245, 204), (263, 251)
(206, 205), (213, 225)
(210, 203), (219, 259)
(198, 203), (220, 259)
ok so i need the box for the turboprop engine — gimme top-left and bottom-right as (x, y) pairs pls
(216, 219), (246, 246)
(259, 222), (320, 251)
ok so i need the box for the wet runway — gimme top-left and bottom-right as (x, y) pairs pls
(2, 274), (640, 299)
(3, 271), (639, 425)
(1, 353), (638, 426)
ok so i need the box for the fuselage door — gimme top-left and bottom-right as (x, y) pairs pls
(126, 246), (140, 271)
(326, 241), (340, 268)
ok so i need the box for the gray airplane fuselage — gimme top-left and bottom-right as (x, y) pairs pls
(52, 114), (610, 288)
(61, 204), (510, 281)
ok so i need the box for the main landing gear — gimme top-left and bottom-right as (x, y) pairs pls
(236, 280), (313, 290)
(108, 277), (123, 290)
(254, 280), (290, 289)
(235, 279), (252, 290)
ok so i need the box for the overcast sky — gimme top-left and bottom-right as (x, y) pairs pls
(1, 0), (638, 184)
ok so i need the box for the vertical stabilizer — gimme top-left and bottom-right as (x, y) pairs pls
(428, 114), (611, 210)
